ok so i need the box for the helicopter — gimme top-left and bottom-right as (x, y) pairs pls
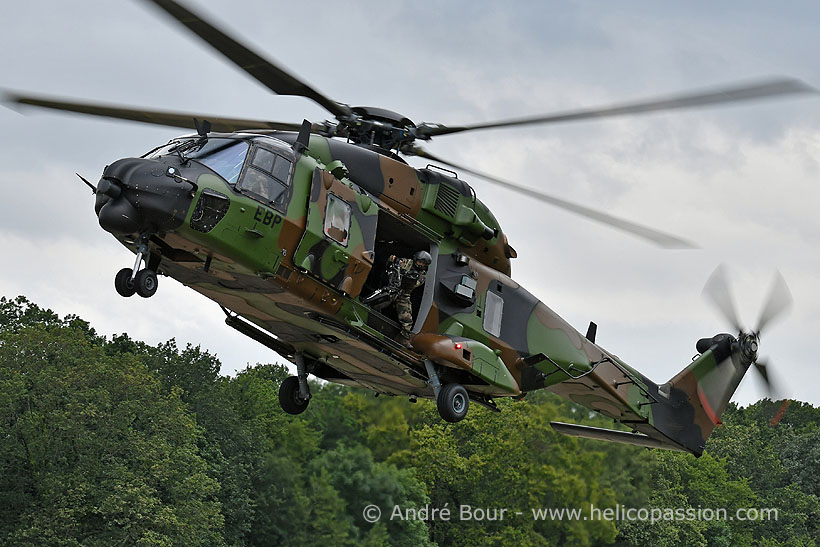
(3, 0), (811, 456)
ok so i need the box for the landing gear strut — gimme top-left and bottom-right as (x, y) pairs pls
(114, 239), (159, 298)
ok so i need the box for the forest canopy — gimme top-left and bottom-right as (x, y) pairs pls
(1, 295), (817, 546)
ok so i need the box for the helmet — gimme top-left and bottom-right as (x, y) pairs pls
(413, 250), (432, 267)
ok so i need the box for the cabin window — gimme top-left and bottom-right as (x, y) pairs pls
(323, 194), (351, 245)
(238, 146), (292, 205)
(483, 290), (504, 337)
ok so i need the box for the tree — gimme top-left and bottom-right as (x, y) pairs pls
(4, 295), (819, 546)
(0, 319), (223, 545)
(308, 443), (433, 546)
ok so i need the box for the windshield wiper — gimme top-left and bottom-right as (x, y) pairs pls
(169, 138), (205, 163)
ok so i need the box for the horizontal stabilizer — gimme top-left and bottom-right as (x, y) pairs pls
(550, 422), (689, 453)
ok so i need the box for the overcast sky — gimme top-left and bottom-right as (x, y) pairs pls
(1, 0), (818, 407)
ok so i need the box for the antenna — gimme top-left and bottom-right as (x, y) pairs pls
(193, 118), (211, 137)
(294, 119), (311, 154)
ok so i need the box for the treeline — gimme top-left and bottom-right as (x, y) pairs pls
(1, 295), (817, 546)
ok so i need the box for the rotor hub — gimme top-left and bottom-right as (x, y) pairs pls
(739, 332), (760, 364)
(322, 106), (419, 150)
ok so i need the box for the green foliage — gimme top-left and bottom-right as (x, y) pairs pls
(0, 301), (222, 545)
(2, 295), (819, 546)
(309, 444), (432, 546)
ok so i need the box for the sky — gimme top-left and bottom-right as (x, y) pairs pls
(1, 0), (818, 407)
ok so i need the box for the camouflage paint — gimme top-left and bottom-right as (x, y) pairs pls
(293, 169), (377, 297)
(106, 131), (749, 456)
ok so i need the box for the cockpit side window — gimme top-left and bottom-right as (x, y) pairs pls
(252, 147), (276, 172)
(272, 154), (291, 182)
(237, 146), (293, 205)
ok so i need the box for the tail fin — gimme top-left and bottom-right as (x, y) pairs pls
(551, 267), (790, 457)
(659, 333), (749, 452)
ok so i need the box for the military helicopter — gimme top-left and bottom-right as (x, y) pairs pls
(5, 0), (811, 456)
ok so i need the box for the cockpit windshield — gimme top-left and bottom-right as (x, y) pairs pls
(145, 138), (250, 184)
(184, 139), (250, 184)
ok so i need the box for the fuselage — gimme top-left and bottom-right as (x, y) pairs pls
(97, 130), (685, 442)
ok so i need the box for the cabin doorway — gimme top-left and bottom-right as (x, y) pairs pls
(360, 210), (438, 338)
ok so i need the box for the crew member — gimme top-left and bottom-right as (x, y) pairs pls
(388, 250), (432, 345)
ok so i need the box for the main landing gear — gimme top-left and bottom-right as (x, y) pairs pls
(437, 383), (469, 423)
(425, 360), (469, 423)
(279, 353), (312, 415)
(114, 240), (159, 298)
(276, 356), (470, 422)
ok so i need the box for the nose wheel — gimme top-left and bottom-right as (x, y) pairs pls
(134, 269), (158, 298)
(114, 240), (160, 298)
(115, 267), (159, 297)
(114, 268), (137, 297)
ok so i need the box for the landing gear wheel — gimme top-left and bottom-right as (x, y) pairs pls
(135, 269), (158, 298)
(114, 268), (136, 297)
(279, 376), (310, 415)
(437, 383), (469, 423)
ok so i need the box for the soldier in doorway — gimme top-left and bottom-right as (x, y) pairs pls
(387, 250), (432, 346)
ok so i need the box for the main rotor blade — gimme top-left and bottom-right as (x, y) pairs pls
(411, 147), (696, 249)
(756, 270), (793, 334)
(702, 264), (743, 332)
(143, 0), (349, 118)
(420, 78), (817, 137)
(4, 91), (302, 133)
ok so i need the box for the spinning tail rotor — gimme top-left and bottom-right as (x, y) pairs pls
(653, 266), (794, 454)
(701, 265), (793, 394)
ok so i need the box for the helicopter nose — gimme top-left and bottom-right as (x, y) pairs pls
(95, 157), (194, 235)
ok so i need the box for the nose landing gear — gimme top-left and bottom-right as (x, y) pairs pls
(114, 239), (160, 298)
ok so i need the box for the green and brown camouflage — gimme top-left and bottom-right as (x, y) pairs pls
(292, 168), (378, 297)
(89, 129), (752, 456)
